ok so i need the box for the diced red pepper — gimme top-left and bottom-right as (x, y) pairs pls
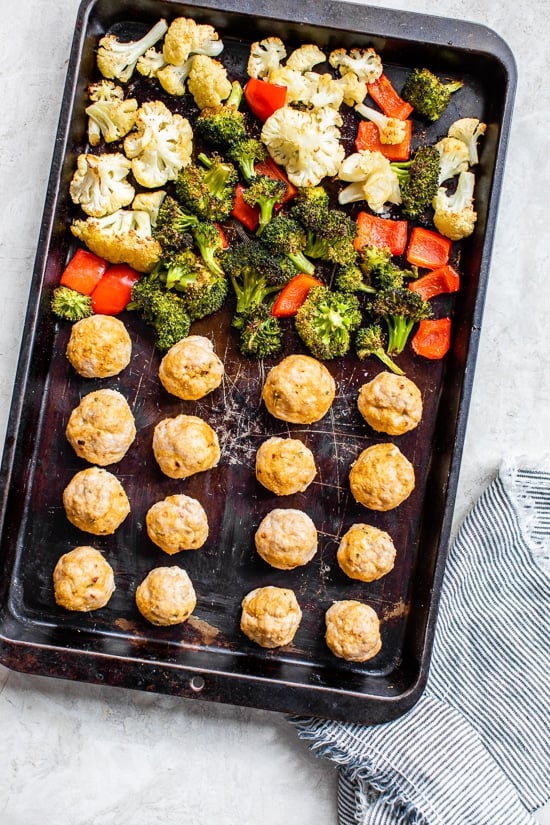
(367, 74), (413, 120)
(355, 119), (412, 162)
(244, 77), (287, 122)
(408, 264), (460, 300)
(412, 317), (452, 359)
(354, 212), (409, 256)
(271, 273), (323, 317)
(254, 156), (298, 204)
(60, 248), (108, 295)
(90, 264), (140, 315)
(406, 227), (452, 269)
(231, 184), (260, 231)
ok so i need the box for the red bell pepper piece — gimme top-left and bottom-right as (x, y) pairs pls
(408, 264), (460, 300)
(231, 184), (260, 231)
(406, 227), (452, 269)
(254, 156), (298, 204)
(60, 248), (108, 295)
(354, 212), (409, 256)
(90, 264), (140, 315)
(355, 119), (412, 162)
(271, 273), (323, 317)
(412, 317), (452, 359)
(367, 74), (413, 120)
(244, 77), (287, 122)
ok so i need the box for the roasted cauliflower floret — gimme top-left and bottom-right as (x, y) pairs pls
(69, 153), (135, 218)
(285, 44), (326, 72)
(70, 208), (161, 272)
(329, 47), (383, 84)
(337, 149), (401, 213)
(261, 105), (345, 187)
(163, 16), (224, 65)
(136, 47), (166, 78)
(247, 37), (287, 79)
(96, 18), (168, 83)
(131, 190), (166, 226)
(432, 169), (477, 240)
(123, 100), (193, 188)
(434, 136), (470, 184)
(447, 117), (487, 165)
(86, 81), (138, 146)
(355, 102), (408, 145)
(336, 71), (368, 106)
(186, 55), (233, 109)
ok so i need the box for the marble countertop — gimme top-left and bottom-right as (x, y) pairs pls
(1, 1), (548, 822)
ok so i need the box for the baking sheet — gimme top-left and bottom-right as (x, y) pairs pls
(0, 0), (516, 723)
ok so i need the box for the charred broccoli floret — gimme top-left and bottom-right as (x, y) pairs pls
(242, 174), (287, 234)
(175, 153), (237, 221)
(334, 262), (377, 295)
(260, 214), (315, 275)
(226, 137), (268, 183)
(368, 287), (432, 355)
(223, 239), (294, 318)
(236, 304), (284, 358)
(128, 274), (191, 351)
(154, 249), (228, 320)
(294, 285), (362, 360)
(290, 187), (357, 266)
(359, 245), (419, 290)
(51, 286), (93, 322)
(195, 80), (247, 147)
(391, 145), (441, 219)
(355, 324), (405, 375)
(402, 67), (463, 122)
(153, 195), (225, 276)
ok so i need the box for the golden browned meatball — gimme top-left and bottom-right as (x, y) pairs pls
(135, 566), (197, 626)
(65, 388), (136, 466)
(349, 443), (415, 511)
(254, 508), (318, 570)
(325, 600), (382, 662)
(66, 315), (132, 378)
(255, 436), (317, 496)
(261, 354), (336, 424)
(240, 586), (302, 648)
(337, 523), (396, 582)
(146, 494), (209, 555)
(63, 466), (130, 535)
(53, 546), (115, 611)
(358, 372), (423, 436)
(152, 414), (220, 479)
(158, 335), (224, 401)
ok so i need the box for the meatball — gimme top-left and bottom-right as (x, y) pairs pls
(358, 372), (423, 436)
(240, 586), (302, 648)
(262, 354), (336, 424)
(65, 388), (136, 466)
(349, 443), (415, 511)
(255, 436), (317, 496)
(325, 600), (382, 662)
(66, 314), (132, 378)
(255, 508), (318, 570)
(53, 546), (115, 612)
(152, 414), (220, 479)
(337, 523), (396, 582)
(63, 466), (130, 535)
(158, 335), (224, 401)
(146, 494), (209, 555)
(135, 566), (197, 626)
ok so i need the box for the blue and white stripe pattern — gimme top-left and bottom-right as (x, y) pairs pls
(291, 463), (550, 824)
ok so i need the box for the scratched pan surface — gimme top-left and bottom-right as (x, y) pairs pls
(0, 0), (516, 723)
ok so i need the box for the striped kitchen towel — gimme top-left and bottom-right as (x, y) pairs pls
(291, 462), (550, 825)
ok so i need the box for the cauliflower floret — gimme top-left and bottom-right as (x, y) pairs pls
(261, 105), (345, 187)
(434, 136), (470, 184)
(432, 170), (477, 240)
(268, 65), (312, 103)
(337, 149), (401, 213)
(355, 102), (407, 145)
(186, 55), (232, 110)
(123, 100), (193, 188)
(447, 117), (487, 165)
(132, 190), (166, 227)
(70, 208), (162, 272)
(97, 18), (168, 83)
(285, 44), (326, 72)
(157, 60), (193, 96)
(136, 47), (166, 78)
(247, 37), (287, 79)
(329, 47), (383, 84)
(162, 16), (223, 65)
(86, 97), (138, 146)
(336, 72), (368, 107)
(88, 80), (125, 102)
(69, 153), (135, 217)
(303, 72), (345, 110)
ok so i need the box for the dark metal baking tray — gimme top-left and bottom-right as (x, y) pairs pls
(0, 0), (516, 723)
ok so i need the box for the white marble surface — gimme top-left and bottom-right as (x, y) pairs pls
(0, 1), (548, 822)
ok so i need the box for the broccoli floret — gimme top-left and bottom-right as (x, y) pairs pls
(402, 67), (463, 122)
(290, 191), (358, 267)
(289, 186), (331, 228)
(334, 262), (376, 295)
(391, 145), (441, 219)
(195, 80), (247, 147)
(226, 137), (267, 183)
(153, 195), (225, 276)
(260, 214), (315, 275)
(242, 175), (287, 234)
(368, 287), (432, 355)
(355, 325), (405, 376)
(223, 239), (293, 317)
(51, 286), (93, 322)
(294, 285), (362, 360)
(359, 245), (419, 290)
(235, 305), (284, 358)
(175, 153), (237, 221)
(128, 274), (191, 351)
(154, 249), (228, 320)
